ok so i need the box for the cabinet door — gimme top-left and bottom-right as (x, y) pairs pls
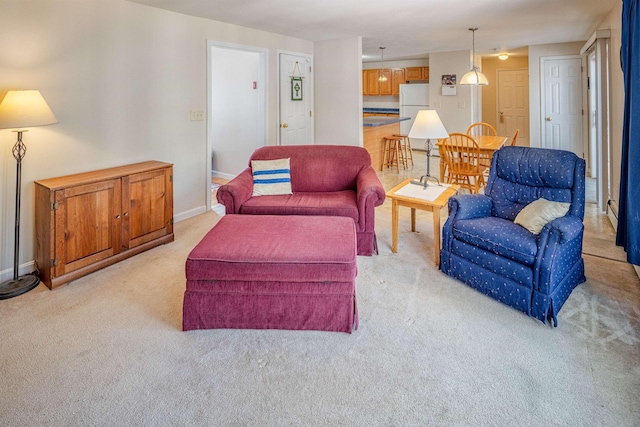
(392, 68), (405, 95)
(122, 166), (173, 249)
(421, 66), (430, 81)
(54, 179), (122, 277)
(363, 69), (380, 95)
(405, 67), (422, 81)
(379, 69), (393, 95)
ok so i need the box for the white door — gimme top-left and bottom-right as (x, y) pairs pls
(497, 69), (529, 146)
(541, 56), (584, 157)
(279, 52), (313, 145)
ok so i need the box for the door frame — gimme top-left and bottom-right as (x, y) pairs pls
(581, 32), (611, 213)
(207, 40), (268, 210)
(276, 50), (314, 145)
(539, 55), (588, 157)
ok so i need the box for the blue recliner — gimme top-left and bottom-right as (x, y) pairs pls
(440, 146), (586, 326)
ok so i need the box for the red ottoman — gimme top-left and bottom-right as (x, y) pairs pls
(183, 215), (358, 333)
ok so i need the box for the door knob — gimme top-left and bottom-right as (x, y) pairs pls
(281, 123), (289, 128)
(546, 117), (552, 121)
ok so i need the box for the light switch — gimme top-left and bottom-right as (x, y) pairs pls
(190, 110), (205, 121)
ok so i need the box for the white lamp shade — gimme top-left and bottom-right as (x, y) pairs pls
(408, 110), (449, 140)
(0, 90), (58, 130)
(460, 69), (489, 86)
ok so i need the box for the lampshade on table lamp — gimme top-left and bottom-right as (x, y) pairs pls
(408, 110), (449, 188)
(0, 90), (58, 299)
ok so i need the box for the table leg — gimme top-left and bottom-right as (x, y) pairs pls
(391, 199), (399, 253)
(433, 206), (442, 266)
(411, 208), (416, 232)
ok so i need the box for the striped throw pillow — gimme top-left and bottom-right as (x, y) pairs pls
(251, 158), (293, 196)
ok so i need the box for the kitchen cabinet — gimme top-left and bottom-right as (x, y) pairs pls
(363, 69), (380, 95)
(379, 69), (393, 95)
(405, 66), (429, 82)
(34, 161), (174, 289)
(363, 67), (427, 95)
(392, 68), (406, 95)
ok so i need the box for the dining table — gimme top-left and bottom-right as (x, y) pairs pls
(437, 135), (509, 182)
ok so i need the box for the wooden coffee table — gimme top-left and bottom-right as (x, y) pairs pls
(386, 179), (460, 266)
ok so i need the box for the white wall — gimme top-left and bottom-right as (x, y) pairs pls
(314, 37), (363, 146)
(0, 0), (313, 280)
(428, 50), (476, 134)
(527, 41), (585, 148)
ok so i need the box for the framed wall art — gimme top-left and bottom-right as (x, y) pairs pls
(291, 77), (303, 101)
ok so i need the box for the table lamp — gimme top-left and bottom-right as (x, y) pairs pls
(0, 90), (58, 299)
(408, 110), (449, 188)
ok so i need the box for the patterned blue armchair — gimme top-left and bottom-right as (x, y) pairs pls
(440, 146), (586, 326)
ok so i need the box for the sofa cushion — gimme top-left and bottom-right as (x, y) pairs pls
(240, 190), (359, 222)
(452, 216), (538, 266)
(186, 215), (357, 283)
(251, 158), (292, 196)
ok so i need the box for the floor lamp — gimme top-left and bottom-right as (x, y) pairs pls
(0, 90), (58, 299)
(408, 110), (449, 188)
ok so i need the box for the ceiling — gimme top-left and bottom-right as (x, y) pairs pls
(129, 0), (618, 62)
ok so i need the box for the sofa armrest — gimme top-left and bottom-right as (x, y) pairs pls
(216, 168), (253, 214)
(355, 167), (385, 231)
(534, 215), (585, 295)
(447, 194), (492, 220)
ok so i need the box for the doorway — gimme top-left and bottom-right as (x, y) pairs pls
(207, 41), (267, 210)
(278, 51), (313, 145)
(496, 68), (529, 146)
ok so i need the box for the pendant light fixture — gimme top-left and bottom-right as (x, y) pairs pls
(378, 47), (388, 82)
(460, 28), (489, 86)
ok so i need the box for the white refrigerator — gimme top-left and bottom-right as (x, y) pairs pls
(399, 83), (430, 149)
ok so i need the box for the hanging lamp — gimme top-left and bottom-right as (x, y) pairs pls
(378, 47), (388, 82)
(460, 28), (489, 86)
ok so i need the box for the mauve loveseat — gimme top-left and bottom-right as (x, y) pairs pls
(216, 145), (386, 256)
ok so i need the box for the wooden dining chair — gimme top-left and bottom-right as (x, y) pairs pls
(466, 122), (497, 137)
(467, 122), (497, 168)
(510, 129), (520, 146)
(440, 133), (487, 194)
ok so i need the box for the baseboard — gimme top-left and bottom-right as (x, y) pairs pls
(211, 203), (226, 216)
(212, 171), (236, 180)
(0, 261), (37, 282)
(174, 205), (208, 223)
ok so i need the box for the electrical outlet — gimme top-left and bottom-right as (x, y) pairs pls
(190, 110), (205, 121)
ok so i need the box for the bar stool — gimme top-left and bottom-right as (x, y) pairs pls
(383, 136), (405, 172)
(393, 134), (414, 166)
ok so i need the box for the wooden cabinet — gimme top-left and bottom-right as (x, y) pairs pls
(405, 66), (429, 82)
(363, 69), (380, 95)
(378, 69), (393, 95)
(363, 66), (428, 95)
(35, 161), (174, 289)
(391, 68), (406, 95)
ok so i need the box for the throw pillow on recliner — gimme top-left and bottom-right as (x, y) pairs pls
(251, 158), (293, 196)
(514, 197), (570, 234)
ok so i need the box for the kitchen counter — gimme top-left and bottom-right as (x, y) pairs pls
(363, 116), (410, 171)
(363, 107), (400, 115)
(363, 115), (410, 127)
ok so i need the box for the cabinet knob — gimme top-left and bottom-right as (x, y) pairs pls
(115, 214), (121, 219)
(123, 212), (129, 216)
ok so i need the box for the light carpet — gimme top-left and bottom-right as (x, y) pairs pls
(1, 201), (639, 426)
